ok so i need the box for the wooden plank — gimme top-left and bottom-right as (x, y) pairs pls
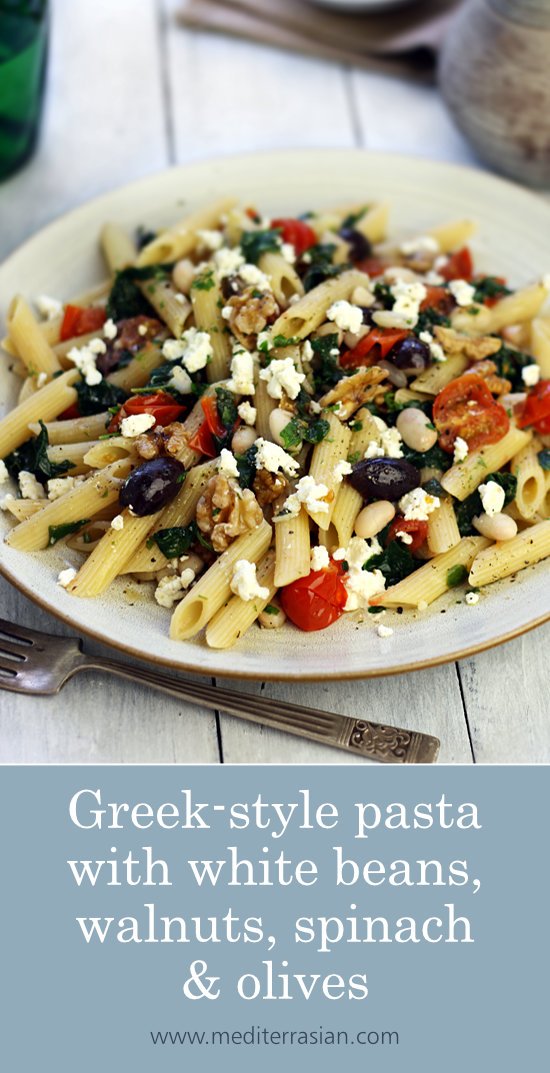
(458, 625), (550, 763)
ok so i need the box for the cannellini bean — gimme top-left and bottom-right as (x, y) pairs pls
(172, 258), (195, 295)
(351, 286), (374, 307)
(354, 500), (396, 539)
(258, 602), (286, 629)
(396, 408), (438, 452)
(344, 325), (369, 349)
(231, 426), (257, 454)
(473, 512), (518, 541)
(269, 407), (295, 447)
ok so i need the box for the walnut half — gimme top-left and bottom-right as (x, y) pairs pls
(196, 474), (264, 552)
(319, 365), (388, 420)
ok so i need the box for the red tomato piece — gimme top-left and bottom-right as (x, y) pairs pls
(355, 256), (387, 278)
(201, 395), (226, 440)
(340, 328), (410, 368)
(58, 403), (81, 421)
(517, 379), (550, 431)
(433, 373), (510, 453)
(271, 217), (318, 257)
(60, 304), (106, 341)
(187, 420), (217, 459)
(109, 392), (186, 432)
(387, 517), (428, 552)
(439, 247), (474, 282)
(280, 561), (348, 632)
(420, 286), (455, 314)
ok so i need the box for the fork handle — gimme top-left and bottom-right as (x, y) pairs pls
(79, 656), (439, 764)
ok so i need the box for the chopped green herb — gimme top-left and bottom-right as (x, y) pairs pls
(447, 564), (468, 588)
(423, 477), (445, 497)
(311, 334), (344, 395)
(215, 386), (238, 432)
(240, 228), (282, 264)
(472, 277), (511, 304)
(364, 539), (417, 587)
(263, 604), (279, 616)
(492, 344), (535, 391)
(401, 441), (452, 472)
(152, 523), (199, 559)
(235, 444), (258, 489)
(48, 519), (90, 546)
(341, 205), (369, 229)
(538, 449), (550, 471)
(302, 243), (344, 292)
(191, 268), (216, 292)
(367, 605), (387, 615)
(347, 451), (361, 465)
(4, 421), (73, 484)
(280, 415), (330, 452)
(271, 334), (300, 348)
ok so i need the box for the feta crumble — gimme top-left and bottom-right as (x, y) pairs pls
(399, 487), (440, 521)
(36, 295), (63, 320)
(196, 229), (223, 251)
(36, 372), (48, 388)
(66, 337), (106, 386)
(256, 330), (272, 353)
(154, 575), (186, 608)
(310, 545), (330, 572)
(522, 364), (540, 387)
(281, 475), (330, 518)
(214, 246), (245, 278)
(168, 364), (193, 395)
(230, 560), (269, 602)
(326, 300), (364, 335)
(57, 567), (77, 588)
(47, 476), (78, 500)
(281, 242), (296, 264)
(237, 401), (257, 425)
(239, 263), (271, 291)
(448, 278), (476, 307)
(182, 327), (213, 373)
(400, 235), (439, 256)
(103, 318), (118, 340)
(395, 530), (413, 545)
(335, 537), (386, 611)
(218, 449), (240, 479)
(453, 436), (469, 464)
(111, 514), (124, 531)
(254, 437), (299, 478)
(0, 493), (15, 511)
(228, 349), (255, 395)
(259, 357), (305, 401)
(0, 459), (9, 484)
(363, 426), (403, 460)
(373, 279), (427, 330)
(419, 329), (446, 363)
(18, 470), (45, 500)
(120, 413), (156, 438)
(377, 624), (394, 638)
(465, 592), (480, 605)
(478, 480), (505, 516)
(333, 459), (352, 483)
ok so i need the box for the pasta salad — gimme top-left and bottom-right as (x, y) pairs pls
(1, 197), (550, 650)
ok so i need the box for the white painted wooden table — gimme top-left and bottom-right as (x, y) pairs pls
(1, 0), (549, 764)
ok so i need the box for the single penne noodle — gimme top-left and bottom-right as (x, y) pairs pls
(136, 196), (237, 266)
(5, 458), (130, 551)
(138, 278), (191, 338)
(270, 270), (371, 341)
(0, 369), (79, 458)
(18, 377), (39, 404)
(331, 406), (379, 545)
(411, 354), (468, 395)
(155, 458), (219, 531)
(539, 472), (550, 520)
(511, 440), (546, 519)
(468, 520), (550, 587)
(3, 312), (60, 354)
(7, 296), (61, 377)
(190, 277), (232, 382)
(372, 536), (489, 608)
(30, 411), (110, 444)
(82, 438), (134, 469)
(530, 319), (550, 378)
(441, 427), (532, 501)
(308, 412), (352, 529)
(393, 387), (433, 405)
(169, 519), (272, 641)
(274, 506), (311, 587)
(206, 550), (277, 649)
(107, 344), (165, 389)
(454, 283), (548, 336)
(68, 506), (164, 597)
(356, 202), (390, 244)
(47, 441), (97, 474)
(100, 222), (137, 273)
(259, 251), (304, 307)
(427, 496), (462, 555)
(1, 499), (46, 521)
(122, 543), (170, 575)
(254, 376), (276, 439)
(428, 218), (477, 253)
(54, 329), (98, 361)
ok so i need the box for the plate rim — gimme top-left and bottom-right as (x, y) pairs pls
(2, 147), (550, 680)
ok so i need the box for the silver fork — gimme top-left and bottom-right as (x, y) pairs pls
(0, 617), (440, 763)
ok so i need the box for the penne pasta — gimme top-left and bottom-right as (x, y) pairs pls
(136, 197), (237, 266)
(441, 427), (532, 500)
(427, 497), (462, 555)
(206, 549), (277, 649)
(259, 251), (304, 307)
(29, 412), (110, 444)
(468, 520), (550, 587)
(371, 537), (489, 608)
(511, 439), (546, 520)
(190, 276), (232, 382)
(0, 369), (79, 458)
(138, 278), (191, 338)
(274, 506), (311, 587)
(270, 270), (371, 341)
(100, 222), (137, 273)
(7, 296), (61, 377)
(307, 412), (352, 529)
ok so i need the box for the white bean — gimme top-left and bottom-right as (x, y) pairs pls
(354, 500), (396, 539)
(172, 258), (195, 295)
(473, 512), (518, 541)
(396, 408), (438, 453)
(258, 602), (286, 629)
(231, 426), (257, 454)
(269, 407), (295, 447)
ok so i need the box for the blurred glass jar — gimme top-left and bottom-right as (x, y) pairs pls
(439, 0), (550, 187)
(0, 0), (49, 181)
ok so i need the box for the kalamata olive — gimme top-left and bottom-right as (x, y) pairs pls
(339, 227), (372, 263)
(119, 457), (186, 516)
(221, 276), (243, 300)
(349, 457), (421, 502)
(377, 360), (408, 388)
(388, 335), (431, 374)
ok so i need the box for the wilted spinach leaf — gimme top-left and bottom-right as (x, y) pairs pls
(75, 379), (128, 417)
(454, 472), (517, 536)
(48, 519), (90, 546)
(240, 228), (281, 264)
(4, 421), (73, 484)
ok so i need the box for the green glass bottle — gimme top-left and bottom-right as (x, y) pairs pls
(0, 0), (49, 181)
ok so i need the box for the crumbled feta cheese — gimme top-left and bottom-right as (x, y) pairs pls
(180, 567), (196, 590)
(289, 293), (301, 305)
(197, 228), (223, 251)
(377, 624), (394, 638)
(221, 305), (233, 321)
(254, 437), (299, 478)
(57, 567), (77, 588)
(181, 327), (213, 373)
(395, 530), (413, 545)
(453, 436), (469, 464)
(327, 300), (364, 335)
(419, 329), (446, 363)
(448, 278), (476, 307)
(0, 459), (9, 484)
(239, 263), (271, 290)
(154, 575), (185, 608)
(301, 339), (314, 366)
(465, 592), (479, 605)
(424, 271), (445, 286)
(400, 235), (439, 256)
(364, 441), (385, 460)
(218, 448), (240, 479)
(257, 331), (272, 353)
(18, 470), (45, 500)
(336, 537), (386, 610)
(120, 413), (156, 438)
(36, 372), (48, 388)
(103, 318), (118, 340)
(259, 357), (305, 401)
(281, 475), (330, 518)
(36, 295), (63, 320)
(228, 348), (255, 395)
(230, 560), (269, 602)
(522, 364), (540, 387)
(214, 246), (245, 278)
(373, 279), (427, 330)
(168, 364), (193, 395)
(174, 293), (186, 305)
(363, 426), (403, 460)
(478, 480), (505, 516)
(333, 460), (352, 483)
(66, 337), (106, 386)
(281, 242), (296, 264)
(111, 514), (124, 531)
(309, 399), (321, 415)
(237, 401), (257, 426)
(162, 338), (186, 361)
(47, 476), (77, 500)
(399, 486), (440, 521)
(310, 545), (330, 572)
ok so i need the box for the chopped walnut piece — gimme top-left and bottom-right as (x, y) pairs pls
(253, 468), (288, 507)
(226, 286), (280, 348)
(318, 365), (388, 420)
(134, 421), (188, 461)
(470, 360), (512, 396)
(434, 325), (502, 361)
(196, 474), (263, 552)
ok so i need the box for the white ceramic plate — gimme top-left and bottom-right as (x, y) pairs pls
(1, 149), (549, 680)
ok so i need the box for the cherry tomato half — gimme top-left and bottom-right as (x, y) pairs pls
(271, 217), (318, 257)
(187, 421), (217, 459)
(517, 379), (550, 432)
(280, 561), (347, 632)
(109, 392), (185, 432)
(60, 304), (106, 341)
(355, 256), (387, 278)
(201, 395), (227, 440)
(433, 373), (509, 453)
(340, 328), (410, 369)
(420, 286), (455, 314)
(387, 517), (429, 552)
(439, 247), (474, 283)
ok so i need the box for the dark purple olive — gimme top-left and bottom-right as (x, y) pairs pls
(388, 335), (431, 374)
(349, 458), (420, 502)
(119, 457), (185, 516)
(221, 276), (243, 300)
(339, 227), (372, 263)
